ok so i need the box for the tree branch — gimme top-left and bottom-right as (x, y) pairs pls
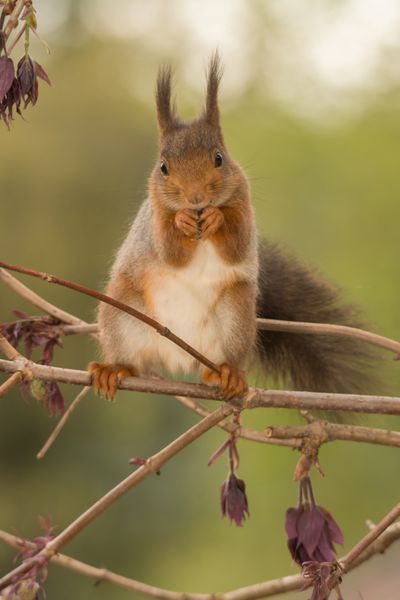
(50, 319), (400, 357)
(0, 371), (22, 398)
(36, 386), (90, 459)
(3, 0), (25, 40)
(265, 421), (400, 448)
(0, 268), (89, 328)
(0, 333), (21, 361)
(340, 502), (400, 571)
(1, 358), (400, 417)
(174, 395), (301, 448)
(0, 403), (234, 592)
(257, 318), (400, 355)
(1, 521), (399, 600)
(0, 262), (220, 374)
(1, 265), (400, 598)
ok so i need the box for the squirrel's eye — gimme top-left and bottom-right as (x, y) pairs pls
(160, 162), (169, 177)
(214, 152), (223, 168)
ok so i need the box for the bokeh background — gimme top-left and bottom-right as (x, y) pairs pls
(1, 1), (400, 598)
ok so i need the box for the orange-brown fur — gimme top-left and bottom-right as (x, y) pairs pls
(88, 54), (258, 400)
(89, 53), (380, 402)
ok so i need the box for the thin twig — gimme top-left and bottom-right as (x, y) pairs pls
(1, 522), (399, 600)
(43, 318), (400, 357)
(257, 318), (400, 355)
(3, 0), (25, 40)
(340, 502), (400, 571)
(265, 421), (400, 448)
(0, 262), (220, 374)
(1, 358), (400, 417)
(174, 395), (301, 448)
(36, 386), (90, 460)
(0, 371), (22, 398)
(2, 264), (400, 371)
(0, 404), (233, 591)
(0, 333), (21, 361)
(0, 268), (88, 327)
(0, 529), (208, 600)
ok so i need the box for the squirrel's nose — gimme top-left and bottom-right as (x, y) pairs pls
(188, 194), (204, 206)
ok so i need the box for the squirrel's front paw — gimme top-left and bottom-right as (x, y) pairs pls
(88, 362), (138, 400)
(202, 364), (248, 400)
(199, 206), (224, 239)
(175, 209), (199, 238)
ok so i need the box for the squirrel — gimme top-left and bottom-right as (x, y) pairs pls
(88, 54), (376, 401)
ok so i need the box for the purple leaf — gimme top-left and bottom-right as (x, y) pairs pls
(299, 507), (326, 557)
(319, 507), (345, 546)
(35, 61), (51, 86)
(220, 473), (249, 526)
(45, 382), (64, 417)
(0, 56), (15, 101)
(17, 55), (36, 95)
(285, 506), (301, 539)
(285, 478), (344, 566)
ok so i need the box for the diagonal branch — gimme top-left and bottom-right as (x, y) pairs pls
(340, 502), (400, 571)
(0, 371), (22, 398)
(0, 403), (234, 592)
(174, 395), (301, 448)
(0, 332), (21, 361)
(0, 268), (89, 328)
(36, 386), (90, 459)
(1, 521), (399, 600)
(3, 0), (25, 40)
(0, 261), (220, 374)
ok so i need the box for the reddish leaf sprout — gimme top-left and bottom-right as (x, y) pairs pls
(208, 432), (250, 527)
(7, 515), (54, 599)
(0, 311), (65, 415)
(285, 477), (344, 566)
(0, 0), (50, 128)
(302, 560), (344, 600)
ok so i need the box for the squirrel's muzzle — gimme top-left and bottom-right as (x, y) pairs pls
(187, 194), (205, 206)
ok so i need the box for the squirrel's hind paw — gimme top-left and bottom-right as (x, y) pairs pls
(88, 362), (138, 400)
(202, 364), (248, 400)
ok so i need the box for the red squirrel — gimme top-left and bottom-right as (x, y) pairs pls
(88, 54), (375, 400)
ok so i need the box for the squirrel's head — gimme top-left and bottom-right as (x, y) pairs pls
(149, 53), (244, 211)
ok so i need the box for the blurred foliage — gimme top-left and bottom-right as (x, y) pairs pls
(1, 9), (400, 600)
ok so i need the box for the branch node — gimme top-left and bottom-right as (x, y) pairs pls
(242, 387), (256, 409)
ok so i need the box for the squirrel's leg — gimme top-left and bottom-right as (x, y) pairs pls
(88, 273), (149, 400)
(200, 279), (256, 400)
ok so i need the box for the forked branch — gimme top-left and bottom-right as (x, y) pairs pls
(1, 519), (399, 600)
(0, 404), (233, 591)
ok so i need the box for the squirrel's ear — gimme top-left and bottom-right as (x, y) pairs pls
(204, 52), (223, 128)
(156, 65), (179, 137)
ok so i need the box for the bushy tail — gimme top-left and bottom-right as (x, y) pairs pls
(256, 239), (379, 394)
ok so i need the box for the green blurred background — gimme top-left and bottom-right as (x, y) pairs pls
(1, 1), (399, 598)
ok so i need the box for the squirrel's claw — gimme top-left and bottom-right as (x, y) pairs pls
(88, 362), (138, 400)
(175, 209), (199, 238)
(199, 206), (224, 239)
(202, 364), (248, 400)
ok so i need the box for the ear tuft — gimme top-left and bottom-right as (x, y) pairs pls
(156, 65), (179, 136)
(204, 51), (223, 127)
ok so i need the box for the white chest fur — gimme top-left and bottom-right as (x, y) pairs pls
(145, 240), (244, 373)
